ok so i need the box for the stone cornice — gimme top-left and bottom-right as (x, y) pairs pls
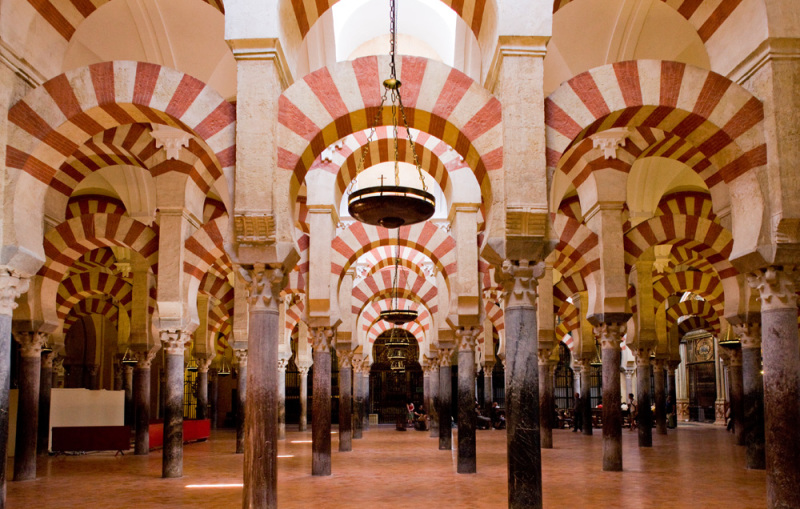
(484, 36), (549, 93)
(0, 39), (45, 89)
(227, 37), (293, 90)
(728, 37), (800, 86)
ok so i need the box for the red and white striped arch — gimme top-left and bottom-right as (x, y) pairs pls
(184, 217), (228, 283)
(677, 316), (716, 337)
(484, 299), (503, 334)
(351, 266), (437, 312)
(546, 61), (765, 187)
(286, 0), (496, 46)
(284, 298), (306, 344)
(198, 272), (234, 312)
(56, 272), (132, 320)
(66, 196), (127, 219)
(332, 221), (456, 284)
(552, 0), (746, 43)
(284, 233), (309, 293)
(66, 247), (117, 275)
(669, 246), (715, 274)
(366, 320), (425, 346)
(6, 61), (235, 264)
(278, 56), (502, 205)
(64, 297), (120, 333)
(653, 270), (724, 314)
(357, 244), (433, 280)
(666, 299), (720, 335)
(26, 0), (224, 41)
(359, 297), (434, 334)
(551, 214), (599, 280)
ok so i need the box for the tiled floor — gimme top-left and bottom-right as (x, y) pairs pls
(7, 424), (766, 508)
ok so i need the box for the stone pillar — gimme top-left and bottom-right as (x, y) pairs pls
(278, 358), (288, 440)
(310, 327), (333, 476)
(123, 365), (134, 427)
(429, 358), (440, 438)
(624, 368), (634, 399)
(735, 322), (765, 470)
(677, 343), (690, 421)
(160, 331), (191, 478)
(195, 357), (212, 421)
(86, 364), (100, 390)
(12, 331), (47, 481)
(351, 357), (363, 439)
(538, 351), (556, 449)
(133, 350), (156, 455)
(298, 365), (310, 432)
(499, 260), (543, 508)
(438, 349), (453, 450)
(0, 270), (29, 503)
(713, 335), (726, 425)
(209, 368), (219, 429)
(720, 346), (745, 446)
(483, 361), (494, 414)
(576, 359), (593, 435)
(633, 348), (653, 448)
(653, 359), (667, 435)
(234, 349), (248, 454)
(242, 265), (283, 508)
(456, 328), (478, 474)
(667, 362), (678, 425)
(37, 351), (54, 456)
(595, 322), (626, 472)
(113, 361), (124, 391)
(337, 351), (353, 452)
(748, 268), (800, 507)
(423, 363), (431, 417)
(362, 365), (370, 432)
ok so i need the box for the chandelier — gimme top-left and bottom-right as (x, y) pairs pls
(379, 230), (418, 325)
(121, 347), (138, 366)
(347, 0), (435, 229)
(386, 327), (409, 372)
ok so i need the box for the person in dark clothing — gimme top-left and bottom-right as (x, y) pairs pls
(414, 404), (428, 431)
(572, 393), (583, 432)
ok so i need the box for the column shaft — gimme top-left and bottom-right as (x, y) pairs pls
(654, 362), (667, 435)
(196, 370), (209, 420)
(362, 372), (370, 431)
(742, 346), (765, 469)
(457, 345), (476, 473)
(602, 344), (623, 471)
(37, 356), (53, 456)
(134, 365), (151, 455)
(278, 362), (287, 440)
(438, 361), (452, 450)
(162, 351), (184, 478)
(429, 366), (440, 438)
(311, 348), (331, 476)
(298, 369), (309, 432)
(729, 364), (745, 446)
(636, 360), (652, 447)
(14, 354), (41, 480)
(579, 366), (592, 435)
(0, 315), (11, 502)
(338, 363), (352, 452)
(209, 372), (219, 430)
(236, 363), (247, 454)
(123, 366), (134, 427)
(352, 370), (363, 439)
(538, 363), (554, 449)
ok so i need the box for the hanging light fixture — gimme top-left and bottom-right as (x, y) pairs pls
(590, 339), (602, 368)
(347, 0), (435, 229)
(386, 327), (408, 372)
(186, 357), (199, 372)
(379, 230), (418, 325)
(41, 340), (53, 355)
(218, 357), (231, 377)
(121, 348), (138, 366)
(718, 324), (741, 350)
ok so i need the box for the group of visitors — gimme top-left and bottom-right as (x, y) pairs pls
(476, 401), (505, 430)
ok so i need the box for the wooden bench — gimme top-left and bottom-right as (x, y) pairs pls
(51, 426), (131, 454)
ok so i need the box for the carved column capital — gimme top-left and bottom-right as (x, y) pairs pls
(359, 362), (372, 376)
(497, 259), (545, 308)
(132, 349), (158, 368)
(733, 322), (762, 349)
(42, 351), (55, 369)
(337, 350), (354, 369)
(428, 357), (440, 373)
(350, 356), (363, 372)
(197, 356), (214, 373)
(13, 331), (49, 357)
(537, 347), (554, 366)
(719, 347), (743, 367)
(632, 347), (654, 367)
(246, 264), (286, 312)
(233, 349), (248, 368)
(310, 326), (335, 353)
(278, 358), (289, 372)
(594, 322), (626, 350)
(438, 349), (453, 367)
(651, 358), (666, 371)
(747, 266), (800, 312)
(0, 267), (30, 317)
(298, 366), (310, 377)
(456, 327), (479, 352)
(159, 330), (192, 355)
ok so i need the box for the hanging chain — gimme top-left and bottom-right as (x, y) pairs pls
(389, 0), (397, 80)
(397, 92), (427, 191)
(392, 228), (400, 309)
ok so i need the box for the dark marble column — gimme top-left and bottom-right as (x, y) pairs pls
(278, 358), (288, 440)
(720, 347), (745, 446)
(749, 268), (800, 508)
(483, 362), (494, 415)
(595, 322), (626, 472)
(37, 352), (54, 456)
(576, 360), (593, 435)
(113, 361), (123, 391)
(235, 350), (248, 455)
(438, 350), (453, 450)
(209, 369), (219, 430)
(653, 359), (667, 435)
(242, 265), (283, 508)
(337, 351), (353, 452)
(362, 368), (370, 432)
(633, 349), (653, 448)
(298, 366), (310, 432)
(123, 365), (134, 427)
(310, 327), (333, 476)
(87, 364), (100, 390)
(499, 260), (543, 509)
(429, 361), (440, 439)
(0, 271), (28, 505)
(195, 363), (210, 421)
(538, 354), (555, 449)
(456, 328), (478, 474)
(423, 364), (431, 420)
(667, 362), (678, 429)
(352, 359), (363, 439)
(160, 331), (190, 478)
(12, 331), (47, 481)
(133, 350), (156, 455)
(735, 323), (765, 470)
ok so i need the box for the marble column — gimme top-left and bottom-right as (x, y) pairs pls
(87, 364), (100, 390)
(720, 346), (745, 446)
(195, 358), (212, 421)
(624, 368), (634, 400)
(735, 322), (765, 470)
(483, 362), (494, 414)
(234, 349), (248, 454)
(576, 359), (593, 435)
(653, 359), (667, 435)
(456, 328), (478, 474)
(438, 349), (453, 450)
(133, 350), (156, 455)
(596, 322), (626, 472)
(362, 366), (371, 431)
(538, 352), (555, 449)
(633, 348), (653, 448)
(310, 327), (333, 476)
(423, 364), (431, 418)
(242, 265), (283, 508)
(123, 365), (134, 427)
(209, 368), (219, 430)
(351, 357), (363, 439)
(667, 362), (678, 422)
(298, 366), (310, 432)
(12, 331), (47, 481)
(37, 352), (54, 456)
(337, 351), (353, 452)
(113, 361), (123, 391)
(500, 260), (543, 509)
(748, 268), (800, 508)
(160, 331), (191, 478)
(429, 359), (440, 439)
(0, 271), (29, 504)
(278, 358), (288, 440)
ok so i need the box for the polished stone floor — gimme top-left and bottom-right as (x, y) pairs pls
(7, 423), (766, 508)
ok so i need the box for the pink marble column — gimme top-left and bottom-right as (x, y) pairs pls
(310, 327), (333, 476)
(351, 357), (364, 439)
(537, 351), (555, 450)
(160, 331), (192, 478)
(133, 350), (156, 455)
(298, 366), (310, 432)
(337, 351), (353, 452)
(234, 349), (248, 455)
(594, 321), (627, 472)
(428, 359), (440, 439)
(456, 328), (478, 474)
(278, 359), (288, 440)
(633, 348), (653, 448)
(37, 352), (54, 456)
(12, 331), (48, 481)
